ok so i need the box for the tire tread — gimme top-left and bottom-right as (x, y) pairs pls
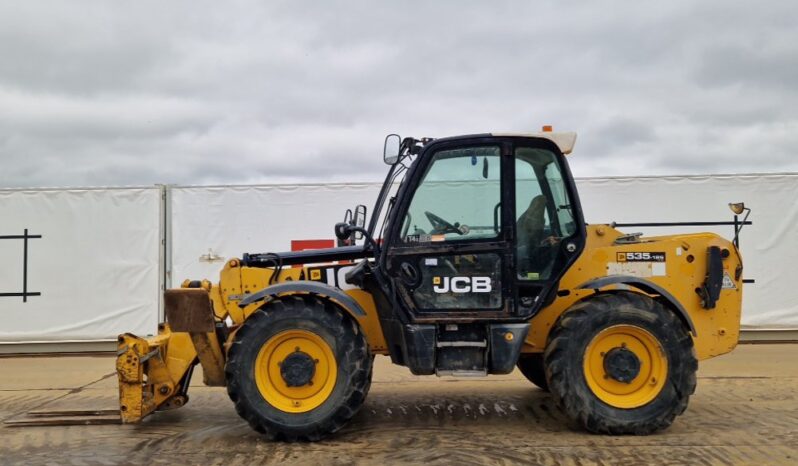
(225, 295), (372, 441)
(544, 291), (697, 435)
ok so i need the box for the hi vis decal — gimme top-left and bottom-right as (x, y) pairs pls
(433, 276), (492, 293)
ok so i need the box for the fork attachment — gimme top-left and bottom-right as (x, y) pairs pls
(116, 288), (226, 423)
(116, 328), (196, 423)
(4, 410), (122, 427)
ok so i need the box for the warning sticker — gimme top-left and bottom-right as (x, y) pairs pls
(722, 272), (736, 289)
(405, 234), (445, 243)
(616, 252), (666, 262)
(405, 234), (431, 243)
(608, 262), (666, 278)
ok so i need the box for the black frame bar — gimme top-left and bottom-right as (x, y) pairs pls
(611, 221), (752, 227)
(611, 219), (756, 283)
(611, 218), (753, 249)
(0, 229), (42, 302)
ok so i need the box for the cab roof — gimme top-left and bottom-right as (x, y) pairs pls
(426, 131), (577, 155)
(490, 131), (577, 155)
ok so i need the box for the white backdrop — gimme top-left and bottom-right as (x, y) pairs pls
(577, 174), (798, 329)
(1, 174), (795, 345)
(169, 184), (382, 288)
(0, 187), (162, 342)
(172, 174), (798, 331)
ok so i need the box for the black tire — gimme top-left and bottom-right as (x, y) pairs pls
(544, 291), (697, 435)
(517, 353), (549, 391)
(225, 295), (372, 441)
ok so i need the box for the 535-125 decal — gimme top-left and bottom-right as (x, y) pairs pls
(617, 252), (666, 262)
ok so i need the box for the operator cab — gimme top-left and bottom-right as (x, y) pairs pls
(379, 129), (586, 321)
(351, 128), (587, 376)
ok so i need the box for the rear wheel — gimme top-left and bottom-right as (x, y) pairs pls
(545, 291), (697, 435)
(225, 296), (372, 441)
(517, 353), (549, 391)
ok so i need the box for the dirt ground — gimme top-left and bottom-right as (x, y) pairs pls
(1, 344), (797, 466)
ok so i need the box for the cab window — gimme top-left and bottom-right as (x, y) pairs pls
(515, 147), (576, 280)
(401, 146), (501, 243)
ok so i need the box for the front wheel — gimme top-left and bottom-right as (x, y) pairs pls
(517, 353), (549, 391)
(545, 291), (697, 435)
(225, 296), (372, 441)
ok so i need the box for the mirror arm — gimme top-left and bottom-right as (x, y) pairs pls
(334, 223), (380, 256)
(733, 207), (752, 248)
(352, 226), (380, 256)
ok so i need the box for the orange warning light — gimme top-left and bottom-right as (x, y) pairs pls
(541, 125), (553, 132)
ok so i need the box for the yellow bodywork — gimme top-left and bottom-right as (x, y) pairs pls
(117, 326), (196, 422)
(116, 224), (742, 422)
(526, 225), (743, 360)
(582, 324), (668, 409)
(254, 329), (338, 413)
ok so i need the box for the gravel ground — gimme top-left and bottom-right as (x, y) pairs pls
(1, 344), (796, 465)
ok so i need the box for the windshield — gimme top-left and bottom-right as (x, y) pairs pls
(400, 146), (501, 242)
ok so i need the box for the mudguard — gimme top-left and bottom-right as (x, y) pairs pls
(238, 281), (367, 317)
(576, 275), (697, 336)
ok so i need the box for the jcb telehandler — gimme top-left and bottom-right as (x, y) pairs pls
(116, 129), (745, 440)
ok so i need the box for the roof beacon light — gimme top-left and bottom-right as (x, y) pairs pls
(728, 202), (745, 215)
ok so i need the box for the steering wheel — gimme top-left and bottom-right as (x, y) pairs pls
(539, 236), (561, 247)
(424, 211), (463, 235)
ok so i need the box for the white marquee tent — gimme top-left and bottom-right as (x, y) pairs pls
(1, 173), (796, 352)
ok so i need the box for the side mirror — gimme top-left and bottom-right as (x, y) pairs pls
(352, 205), (367, 240)
(334, 222), (352, 241)
(383, 134), (401, 165)
(353, 205), (367, 228)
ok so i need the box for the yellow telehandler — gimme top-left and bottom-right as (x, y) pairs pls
(113, 129), (746, 440)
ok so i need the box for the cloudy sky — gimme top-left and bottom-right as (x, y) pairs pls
(1, 1), (796, 188)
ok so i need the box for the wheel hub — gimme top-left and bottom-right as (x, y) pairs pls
(583, 324), (668, 409)
(280, 351), (316, 387)
(603, 347), (641, 384)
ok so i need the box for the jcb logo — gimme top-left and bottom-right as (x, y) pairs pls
(433, 276), (492, 294)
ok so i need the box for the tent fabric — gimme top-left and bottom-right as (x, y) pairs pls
(576, 174), (798, 329)
(169, 184), (381, 288)
(172, 174), (798, 331)
(0, 187), (162, 341)
(1, 173), (795, 344)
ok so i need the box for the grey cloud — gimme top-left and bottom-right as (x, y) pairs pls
(695, 43), (798, 91)
(0, 1), (797, 189)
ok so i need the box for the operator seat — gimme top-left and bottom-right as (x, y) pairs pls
(517, 194), (548, 277)
(517, 195), (547, 247)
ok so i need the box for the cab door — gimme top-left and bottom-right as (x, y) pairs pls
(383, 140), (514, 320)
(513, 144), (585, 314)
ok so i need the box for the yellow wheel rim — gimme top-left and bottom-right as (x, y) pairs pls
(254, 329), (337, 413)
(583, 325), (668, 409)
